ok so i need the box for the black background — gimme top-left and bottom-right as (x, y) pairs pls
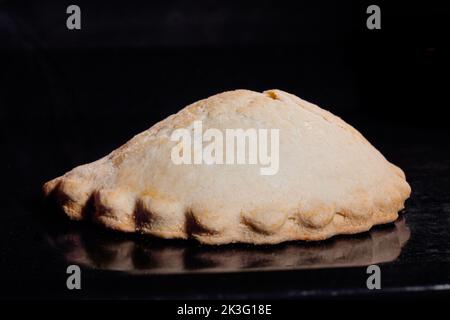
(0, 0), (450, 300)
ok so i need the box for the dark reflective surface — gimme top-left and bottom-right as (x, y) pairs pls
(44, 217), (410, 274)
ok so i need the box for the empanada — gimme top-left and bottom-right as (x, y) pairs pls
(43, 89), (410, 244)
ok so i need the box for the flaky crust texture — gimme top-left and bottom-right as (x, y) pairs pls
(43, 89), (411, 245)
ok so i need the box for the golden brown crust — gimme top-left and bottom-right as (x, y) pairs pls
(43, 89), (411, 245)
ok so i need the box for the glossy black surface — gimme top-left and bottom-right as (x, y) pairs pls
(44, 216), (411, 274)
(1, 0), (450, 300)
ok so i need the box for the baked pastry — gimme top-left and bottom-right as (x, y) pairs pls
(43, 89), (411, 244)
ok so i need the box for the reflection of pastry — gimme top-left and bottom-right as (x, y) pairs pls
(45, 217), (410, 273)
(43, 89), (410, 244)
